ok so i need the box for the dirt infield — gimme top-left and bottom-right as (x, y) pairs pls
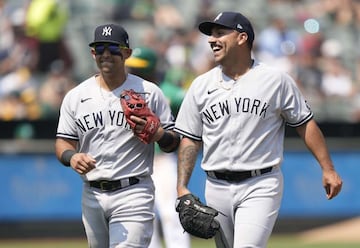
(298, 217), (360, 243)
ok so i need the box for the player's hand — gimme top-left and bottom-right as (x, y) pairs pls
(322, 169), (342, 200)
(129, 115), (164, 142)
(70, 153), (96, 175)
(120, 89), (161, 144)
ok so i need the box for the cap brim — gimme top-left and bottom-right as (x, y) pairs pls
(125, 57), (149, 68)
(198, 22), (217, 35)
(198, 21), (232, 35)
(88, 40), (123, 47)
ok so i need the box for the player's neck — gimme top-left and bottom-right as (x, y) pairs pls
(222, 58), (254, 80)
(98, 73), (127, 91)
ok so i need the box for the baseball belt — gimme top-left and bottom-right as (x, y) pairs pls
(88, 177), (139, 192)
(206, 166), (274, 182)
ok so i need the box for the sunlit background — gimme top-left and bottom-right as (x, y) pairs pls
(0, 0), (359, 244)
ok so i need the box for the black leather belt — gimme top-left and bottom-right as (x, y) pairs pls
(206, 167), (273, 182)
(88, 177), (139, 192)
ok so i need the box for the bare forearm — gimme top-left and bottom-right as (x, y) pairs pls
(177, 137), (201, 196)
(296, 119), (343, 199)
(55, 138), (96, 174)
(55, 138), (77, 161)
(296, 119), (334, 171)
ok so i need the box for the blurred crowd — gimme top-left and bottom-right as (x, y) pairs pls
(1, 0), (360, 123)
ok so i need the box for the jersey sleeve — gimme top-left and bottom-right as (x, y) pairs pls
(280, 72), (313, 127)
(174, 79), (203, 141)
(147, 83), (175, 131)
(56, 91), (79, 140)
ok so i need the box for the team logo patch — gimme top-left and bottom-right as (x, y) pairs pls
(148, 120), (156, 133)
(184, 199), (191, 206)
(207, 88), (219, 95)
(102, 26), (112, 36)
(80, 97), (92, 103)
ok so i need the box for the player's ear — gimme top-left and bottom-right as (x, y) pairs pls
(91, 48), (96, 59)
(123, 48), (132, 60)
(237, 32), (248, 46)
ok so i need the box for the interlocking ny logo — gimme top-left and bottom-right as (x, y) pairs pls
(102, 26), (112, 36)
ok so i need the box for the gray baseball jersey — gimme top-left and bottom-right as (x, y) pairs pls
(174, 61), (313, 171)
(56, 73), (175, 181)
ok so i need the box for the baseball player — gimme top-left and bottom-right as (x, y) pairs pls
(55, 24), (180, 248)
(125, 46), (190, 248)
(174, 12), (343, 248)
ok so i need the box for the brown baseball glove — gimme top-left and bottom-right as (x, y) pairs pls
(120, 89), (160, 144)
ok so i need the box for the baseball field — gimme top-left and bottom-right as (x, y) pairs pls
(0, 234), (359, 248)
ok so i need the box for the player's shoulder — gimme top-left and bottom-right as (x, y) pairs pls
(197, 65), (221, 81)
(189, 66), (221, 89)
(63, 75), (96, 99)
(127, 73), (161, 92)
(253, 60), (294, 83)
(253, 60), (282, 74)
(126, 73), (165, 103)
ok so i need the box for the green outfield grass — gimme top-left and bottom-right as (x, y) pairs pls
(0, 235), (359, 248)
(268, 235), (360, 248)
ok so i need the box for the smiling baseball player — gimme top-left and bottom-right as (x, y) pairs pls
(55, 24), (179, 248)
(174, 11), (343, 248)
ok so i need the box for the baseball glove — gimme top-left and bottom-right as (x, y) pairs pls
(175, 193), (220, 239)
(120, 89), (160, 144)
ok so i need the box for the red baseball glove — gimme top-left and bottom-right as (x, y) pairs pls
(120, 89), (160, 144)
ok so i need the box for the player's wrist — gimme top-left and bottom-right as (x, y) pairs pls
(177, 187), (191, 198)
(153, 126), (165, 142)
(157, 130), (180, 152)
(60, 150), (76, 167)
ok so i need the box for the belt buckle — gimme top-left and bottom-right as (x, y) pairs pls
(121, 178), (130, 187)
(99, 180), (109, 191)
(251, 169), (261, 177)
(207, 171), (216, 178)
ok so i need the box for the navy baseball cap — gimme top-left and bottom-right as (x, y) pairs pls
(199, 11), (254, 46)
(89, 24), (130, 47)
